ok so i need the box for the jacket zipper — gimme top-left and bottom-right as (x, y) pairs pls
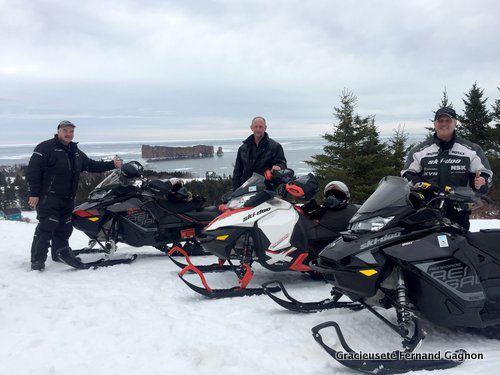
(47, 176), (56, 193)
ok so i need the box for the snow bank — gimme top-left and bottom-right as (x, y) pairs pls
(0, 219), (499, 375)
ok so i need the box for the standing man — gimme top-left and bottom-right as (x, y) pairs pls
(401, 107), (493, 229)
(232, 116), (287, 190)
(27, 120), (122, 270)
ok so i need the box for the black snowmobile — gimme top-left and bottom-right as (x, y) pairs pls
(307, 176), (498, 374)
(169, 170), (361, 300)
(56, 161), (221, 269)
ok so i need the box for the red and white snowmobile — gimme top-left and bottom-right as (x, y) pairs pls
(168, 170), (359, 302)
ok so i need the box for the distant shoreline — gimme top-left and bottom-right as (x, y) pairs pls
(0, 134), (428, 148)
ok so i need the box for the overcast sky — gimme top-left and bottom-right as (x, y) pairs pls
(0, 0), (499, 144)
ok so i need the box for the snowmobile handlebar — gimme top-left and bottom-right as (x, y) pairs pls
(412, 183), (492, 211)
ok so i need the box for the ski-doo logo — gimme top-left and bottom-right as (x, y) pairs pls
(440, 158), (461, 164)
(360, 232), (401, 250)
(242, 207), (271, 222)
(427, 159), (438, 165)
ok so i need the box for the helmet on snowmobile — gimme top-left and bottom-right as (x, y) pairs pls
(324, 181), (350, 200)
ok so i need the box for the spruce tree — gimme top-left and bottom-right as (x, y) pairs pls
(388, 124), (412, 174)
(307, 89), (393, 203)
(487, 87), (500, 217)
(458, 82), (492, 149)
(491, 87), (500, 154)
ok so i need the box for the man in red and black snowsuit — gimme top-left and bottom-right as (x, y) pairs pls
(26, 121), (121, 271)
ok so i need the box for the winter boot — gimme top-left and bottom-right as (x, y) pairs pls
(31, 261), (45, 271)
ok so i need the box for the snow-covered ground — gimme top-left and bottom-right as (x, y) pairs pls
(1, 217), (500, 375)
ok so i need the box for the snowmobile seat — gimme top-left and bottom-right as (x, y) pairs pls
(466, 230), (500, 260)
(185, 206), (221, 222)
(157, 199), (205, 214)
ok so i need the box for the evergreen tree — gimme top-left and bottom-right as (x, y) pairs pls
(13, 174), (30, 210)
(491, 87), (500, 154)
(457, 82), (493, 149)
(3, 183), (17, 208)
(426, 87), (454, 140)
(307, 89), (393, 203)
(388, 124), (412, 174)
(486, 87), (500, 217)
(0, 170), (6, 211)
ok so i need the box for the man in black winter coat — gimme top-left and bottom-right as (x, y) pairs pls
(401, 107), (493, 229)
(27, 120), (122, 270)
(232, 116), (287, 190)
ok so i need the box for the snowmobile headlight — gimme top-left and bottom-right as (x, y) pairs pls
(227, 194), (256, 209)
(350, 216), (394, 233)
(89, 189), (112, 200)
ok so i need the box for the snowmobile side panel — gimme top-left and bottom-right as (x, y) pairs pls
(405, 258), (487, 328)
(197, 227), (250, 259)
(383, 233), (457, 262)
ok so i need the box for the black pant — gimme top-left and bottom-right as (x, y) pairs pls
(30, 195), (74, 263)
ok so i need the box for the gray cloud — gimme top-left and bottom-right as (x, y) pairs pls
(0, 0), (499, 143)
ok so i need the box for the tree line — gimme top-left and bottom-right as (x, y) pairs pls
(0, 166), (232, 211)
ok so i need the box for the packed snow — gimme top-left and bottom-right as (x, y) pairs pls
(1, 216), (500, 375)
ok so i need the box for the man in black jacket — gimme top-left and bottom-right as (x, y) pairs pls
(232, 116), (287, 190)
(401, 107), (493, 229)
(27, 120), (122, 270)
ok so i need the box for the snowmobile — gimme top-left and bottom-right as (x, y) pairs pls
(308, 176), (498, 374)
(56, 161), (221, 269)
(169, 170), (362, 301)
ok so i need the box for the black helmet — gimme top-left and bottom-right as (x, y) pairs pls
(121, 161), (143, 178)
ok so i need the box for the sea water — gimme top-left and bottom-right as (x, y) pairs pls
(0, 135), (426, 177)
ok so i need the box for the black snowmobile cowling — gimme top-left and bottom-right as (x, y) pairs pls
(310, 176), (499, 374)
(58, 161), (221, 269)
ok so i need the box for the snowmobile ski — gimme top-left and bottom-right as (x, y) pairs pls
(167, 246), (233, 272)
(262, 280), (364, 313)
(56, 246), (137, 269)
(176, 259), (281, 298)
(311, 320), (465, 374)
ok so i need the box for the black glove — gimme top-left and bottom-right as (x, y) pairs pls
(301, 199), (318, 215)
(276, 183), (288, 198)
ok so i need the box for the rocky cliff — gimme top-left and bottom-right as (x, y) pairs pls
(142, 144), (214, 161)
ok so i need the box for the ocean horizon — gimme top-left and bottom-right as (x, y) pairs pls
(0, 134), (428, 177)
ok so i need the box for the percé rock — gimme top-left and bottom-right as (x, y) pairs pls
(142, 144), (214, 161)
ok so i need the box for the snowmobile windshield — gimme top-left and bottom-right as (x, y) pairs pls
(357, 176), (411, 215)
(95, 169), (123, 189)
(231, 173), (267, 198)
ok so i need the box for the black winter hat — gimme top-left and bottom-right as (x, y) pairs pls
(434, 107), (457, 121)
(57, 120), (76, 129)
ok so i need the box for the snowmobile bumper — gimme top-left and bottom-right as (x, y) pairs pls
(312, 321), (465, 374)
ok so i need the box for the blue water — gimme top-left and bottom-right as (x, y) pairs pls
(0, 135), (426, 177)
